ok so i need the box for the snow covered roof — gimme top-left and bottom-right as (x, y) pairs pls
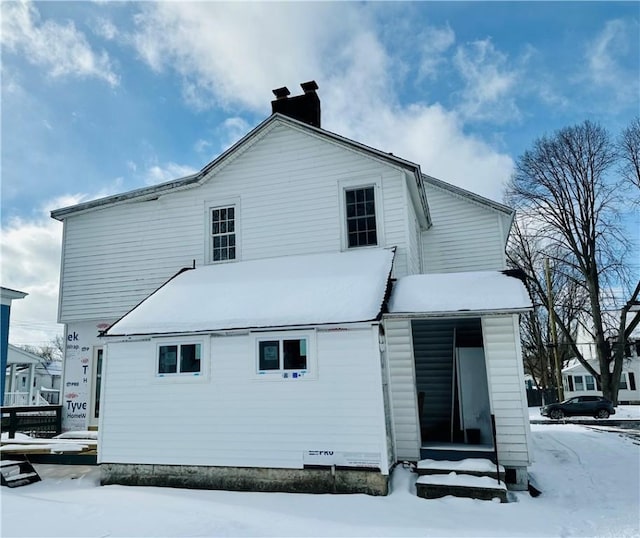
(105, 249), (395, 336)
(388, 271), (532, 315)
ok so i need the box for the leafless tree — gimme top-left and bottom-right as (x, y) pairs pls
(508, 220), (583, 393)
(506, 120), (639, 404)
(619, 117), (640, 190)
(20, 335), (64, 363)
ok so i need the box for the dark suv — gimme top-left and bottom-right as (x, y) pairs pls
(541, 396), (616, 420)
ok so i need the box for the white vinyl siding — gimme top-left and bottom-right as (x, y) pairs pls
(482, 315), (532, 467)
(421, 183), (507, 273)
(384, 318), (420, 461)
(59, 122), (414, 323)
(99, 326), (389, 470)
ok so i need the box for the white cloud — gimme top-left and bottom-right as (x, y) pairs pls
(93, 17), (118, 41)
(585, 18), (639, 107)
(453, 38), (520, 123)
(1, 1), (119, 86)
(418, 24), (456, 80)
(144, 162), (199, 185)
(129, 2), (513, 200)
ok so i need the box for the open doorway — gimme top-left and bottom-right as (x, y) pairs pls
(412, 318), (492, 447)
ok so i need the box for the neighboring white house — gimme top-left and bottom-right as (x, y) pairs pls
(51, 82), (533, 494)
(4, 344), (61, 406)
(563, 342), (640, 404)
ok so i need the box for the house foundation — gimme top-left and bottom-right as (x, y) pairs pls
(100, 463), (389, 495)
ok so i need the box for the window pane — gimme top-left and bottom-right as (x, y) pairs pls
(228, 207), (234, 219)
(574, 375), (584, 391)
(585, 375), (595, 390)
(229, 247), (236, 259)
(180, 344), (201, 373)
(212, 209), (219, 221)
(159, 345), (178, 374)
(345, 187), (376, 248)
(283, 339), (307, 370)
(259, 341), (280, 370)
(95, 349), (103, 418)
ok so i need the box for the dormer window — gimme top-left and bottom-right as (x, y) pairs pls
(211, 206), (236, 262)
(345, 186), (377, 247)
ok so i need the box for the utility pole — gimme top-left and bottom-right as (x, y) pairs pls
(545, 258), (564, 402)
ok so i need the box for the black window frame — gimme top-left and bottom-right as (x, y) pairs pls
(211, 205), (236, 262)
(345, 186), (378, 248)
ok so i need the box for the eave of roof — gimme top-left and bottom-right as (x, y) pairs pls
(422, 174), (514, 217)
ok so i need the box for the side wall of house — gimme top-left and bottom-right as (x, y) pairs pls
(421, 183), (507, 274)
(61, 320), (114, 431)
(383, 318), (420, 461)
(482, 314), (532, 468)
(99, 326), (390, 472)
(58, 123), (417, 323)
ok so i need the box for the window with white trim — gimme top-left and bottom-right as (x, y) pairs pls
(585, 375), (595, 391)
(211, 206), (236, 262)
(157, 343), (202, 376)
(345, 186), (377, 248)
(574, 375), (584, 391)
(255, 333), (313, 379)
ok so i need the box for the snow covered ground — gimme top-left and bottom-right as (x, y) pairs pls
(2, 419), (639, 537)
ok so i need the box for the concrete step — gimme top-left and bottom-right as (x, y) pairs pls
(416, 473), (508, 503)
(416, 458), (504, 481)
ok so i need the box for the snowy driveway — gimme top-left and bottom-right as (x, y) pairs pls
(2, 424), (639, 537)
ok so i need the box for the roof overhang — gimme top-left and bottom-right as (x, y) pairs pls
(104, 248), (396, 337)
(1, 287), (28, 306)
(387, 271), (533, 317)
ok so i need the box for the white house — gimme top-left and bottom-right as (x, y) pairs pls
(51, 82), (533, 494)
(563, 342), (640, 404)
(4, 344), (61, 406)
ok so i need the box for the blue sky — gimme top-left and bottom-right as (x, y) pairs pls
(1, 1), (638, 345)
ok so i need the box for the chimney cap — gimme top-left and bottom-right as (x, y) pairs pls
(300, 80), (319, 93)
(272, 86), (291, 99)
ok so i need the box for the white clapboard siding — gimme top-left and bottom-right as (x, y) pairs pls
(99, 327), (389, 469)
(59, 122), (416, 323)
(482, 315), (532, 467)
(384, 318), (420, 461)
(421, 183), (507, 273)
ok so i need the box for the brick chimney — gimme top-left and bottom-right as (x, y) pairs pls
(271, 81), (320, 128)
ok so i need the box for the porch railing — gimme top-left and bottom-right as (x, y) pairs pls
(4, 392), (30, 407)
(1, 405), (63, 439)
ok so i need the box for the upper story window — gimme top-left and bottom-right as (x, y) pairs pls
(211, 206), (236, 262)
(345, 186), (377, 248)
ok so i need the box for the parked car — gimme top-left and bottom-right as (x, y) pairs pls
(540, 396), (616, 420)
